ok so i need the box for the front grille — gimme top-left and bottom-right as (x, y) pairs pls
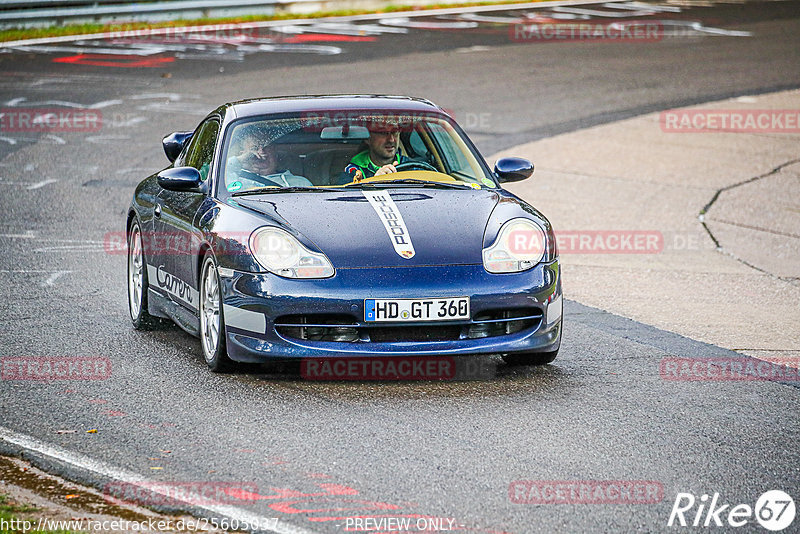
(367, 325), (462, 343)
(274, 308), (542, 343)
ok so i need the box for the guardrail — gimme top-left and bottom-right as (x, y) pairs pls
(1, 0), (132, 8)
(0, 0), (326, 29)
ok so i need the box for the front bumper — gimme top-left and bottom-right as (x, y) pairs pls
(219, 262), (562, 362)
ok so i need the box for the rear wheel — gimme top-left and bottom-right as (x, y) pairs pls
(127, 221), (158, 329)
(200, 251), (235, 372)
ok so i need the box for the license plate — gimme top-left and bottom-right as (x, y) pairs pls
(364, 297), (470, 322)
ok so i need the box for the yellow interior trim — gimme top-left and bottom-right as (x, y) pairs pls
(337, 170), (460, 186)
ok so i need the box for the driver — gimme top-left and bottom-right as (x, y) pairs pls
(227, 129), (312, 190)
(338, 123), (411, 184)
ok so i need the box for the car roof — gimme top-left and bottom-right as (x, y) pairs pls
(224, 95), (445, 119)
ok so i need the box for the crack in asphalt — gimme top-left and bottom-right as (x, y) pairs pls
(703, 218), (800, 240)
(698, 156), (800, 279)
(699, 157), (800, 216)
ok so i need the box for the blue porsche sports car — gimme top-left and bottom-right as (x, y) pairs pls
(126, 95), (562, 372)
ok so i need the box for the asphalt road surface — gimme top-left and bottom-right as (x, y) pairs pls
(1, 0), (799, 532)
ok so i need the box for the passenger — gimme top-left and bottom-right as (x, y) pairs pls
(227, 130), (312, 191)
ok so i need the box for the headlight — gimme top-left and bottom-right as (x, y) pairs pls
(249, 227), (334, 279)
(483, 218), (550, 273)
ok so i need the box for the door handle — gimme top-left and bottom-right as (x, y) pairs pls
(154, 203), (162, 218)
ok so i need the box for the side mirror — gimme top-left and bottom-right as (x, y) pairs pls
(157, 167), (204, 192)
(494, 157), (534, 183)
(162, 131), (193, 163)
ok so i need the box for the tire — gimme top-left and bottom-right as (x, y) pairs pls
(199, 251), (235, 372)
(502, 349), (559, 366)
(127, 221), (158, 330)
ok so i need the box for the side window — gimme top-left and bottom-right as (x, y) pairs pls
(428, 123), (473, 177)
(407, 130), (429, 158)
(183, 120), (220, 182)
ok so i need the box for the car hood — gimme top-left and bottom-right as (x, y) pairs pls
(235, 188), (500, 268)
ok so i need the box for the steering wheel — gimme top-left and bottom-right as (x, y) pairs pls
(394, 161), (439, 173)
(238, 169), (284, 187)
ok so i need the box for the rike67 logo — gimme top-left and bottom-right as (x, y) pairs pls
(668, 490), (795, 531)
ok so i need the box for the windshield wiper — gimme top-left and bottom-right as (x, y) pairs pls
(344, 179), (471, 190)
(232, 186), (338, 196)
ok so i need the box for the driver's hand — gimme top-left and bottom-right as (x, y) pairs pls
(374, 164), (397, 177)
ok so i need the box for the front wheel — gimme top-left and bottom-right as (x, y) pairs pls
(200, 251), (235, 372)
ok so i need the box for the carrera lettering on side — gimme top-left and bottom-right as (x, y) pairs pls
(363, 191), (415, 259)
(148, 265), (198, 310)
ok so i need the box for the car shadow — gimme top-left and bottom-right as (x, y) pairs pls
(236, 355), (571, 401)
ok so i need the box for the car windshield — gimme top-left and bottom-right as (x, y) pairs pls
(221, 111), (495, 194)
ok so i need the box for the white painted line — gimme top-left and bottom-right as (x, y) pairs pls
(116, 167), (155, 174)
(454, 44), (493, 52)
(0, 232), (36, 238)
(307, 21), (408, 34)
(603, 1), (682, 12)
(41, 270), (70, 286)
(0, 0), (613, 48)
(0, 269), (58, 272)
(42, 238), (105, 243)
(43, 134), (65, 145)
(5, 97), (123, 109)
(453, 12), (529, 23)
(257, 43), (341, 54)
(379, 17), (478, 29)
(86, 134), (130, 144)
(26, 179), (58, 190)
(33, 244), (106, 251)
(0, 425), (317, 534)
(7, 44), (166, 56)
(552, 5), (656, 16)
(128, 92), (185, 100)
(658, 20), (751, 36)
(109, 116), (148, 127)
